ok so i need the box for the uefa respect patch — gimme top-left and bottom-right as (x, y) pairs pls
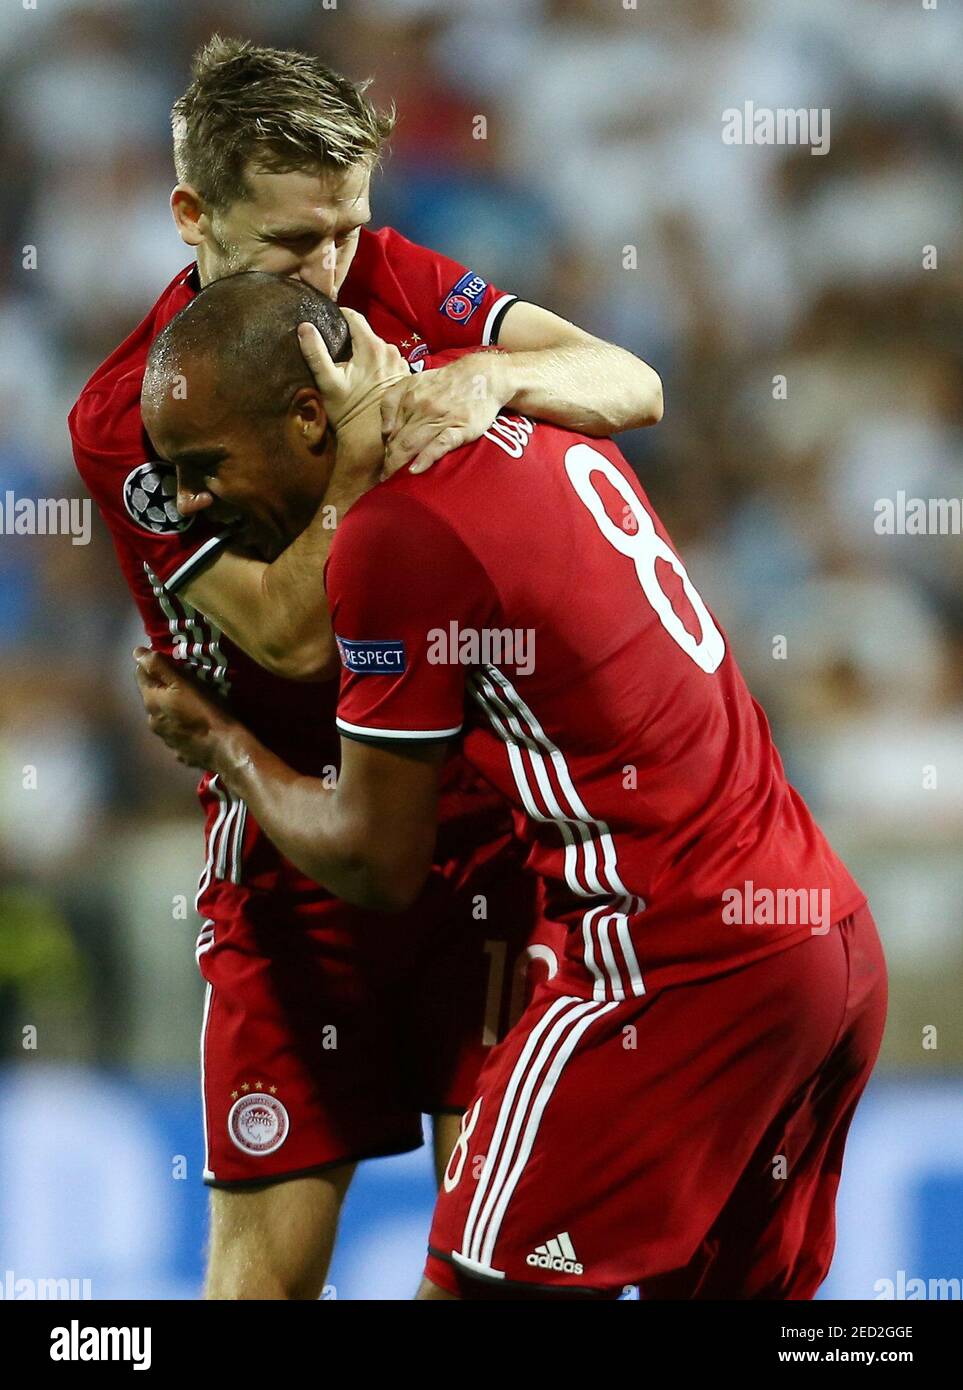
(336, 637), (407, 675)
(439, 270), (488, 324)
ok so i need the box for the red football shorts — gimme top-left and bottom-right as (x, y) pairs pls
(196, 827), (564, 1186)
(426, 903), (887, 1298)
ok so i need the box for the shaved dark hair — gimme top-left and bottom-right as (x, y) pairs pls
(143, 271), (352, 422)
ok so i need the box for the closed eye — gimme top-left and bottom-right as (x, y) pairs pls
(276, 234), (322, 252)
(172, 449), (227, 471)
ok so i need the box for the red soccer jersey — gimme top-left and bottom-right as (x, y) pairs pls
(328, 414), (866, 995)
(68, 229), (517, 883)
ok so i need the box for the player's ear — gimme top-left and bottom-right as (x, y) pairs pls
(170, 184), (209, 249)
(289, 387), (330, 450)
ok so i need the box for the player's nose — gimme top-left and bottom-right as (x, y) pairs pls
(176, 480), (212, 516)
(295, 248), (338, 299)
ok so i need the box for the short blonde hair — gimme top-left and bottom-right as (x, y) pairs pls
(172, 35), (395, 210)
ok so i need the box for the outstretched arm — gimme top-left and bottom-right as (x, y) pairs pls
(496, 300), (664, 435)
(382, 301), (663, 474)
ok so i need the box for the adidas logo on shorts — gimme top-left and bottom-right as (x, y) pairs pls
(526, 1232), (584, 1276)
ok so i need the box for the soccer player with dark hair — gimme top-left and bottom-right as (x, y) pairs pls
(136, 272), (887, 1302)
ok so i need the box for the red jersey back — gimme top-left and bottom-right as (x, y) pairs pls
(68, 230), (518, 888)
(329, 415), (865, 994)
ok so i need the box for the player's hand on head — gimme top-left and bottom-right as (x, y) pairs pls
(381, 353), (506, 478)
(298, 308), (408, 432)
(133, 646), (235, 771)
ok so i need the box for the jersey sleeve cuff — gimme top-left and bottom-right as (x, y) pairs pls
(163, 534), (230, 594)
(336, 715), (462, 745)
(483, 294), (518, 346)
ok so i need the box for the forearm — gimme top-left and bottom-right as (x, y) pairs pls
(212, 724), (398, 909)
(258, 424), (380, 665)
(496, 341), (664, 436)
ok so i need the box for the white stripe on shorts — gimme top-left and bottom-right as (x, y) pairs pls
(458, 995), (616, 1274)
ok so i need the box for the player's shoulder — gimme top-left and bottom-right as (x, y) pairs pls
(68, 262), (197, 459)
(331, 472), (474, 587)
(328, 476), (495, 623)
(334, 415), (540, 551)
(69, 360), (146, 463)
(336, 472), (439, 544)
(358, 223), (425, 262)
(354, 224), (459, 282)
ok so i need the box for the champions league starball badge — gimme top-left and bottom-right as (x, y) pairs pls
(123, 461), (194, 535)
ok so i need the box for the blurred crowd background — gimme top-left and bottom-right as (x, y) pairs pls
(1, 0), (961, 1297)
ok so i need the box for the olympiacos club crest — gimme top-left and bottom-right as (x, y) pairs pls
(228, 1091), (289, 1155)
